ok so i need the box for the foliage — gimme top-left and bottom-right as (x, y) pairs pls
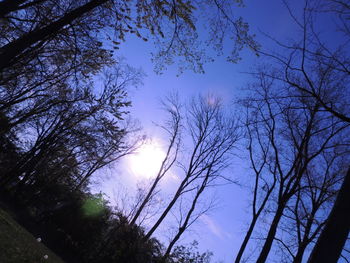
(0, 61), (142, 194)
(169, 241), (213, 263)
(0, 0), (258, 77)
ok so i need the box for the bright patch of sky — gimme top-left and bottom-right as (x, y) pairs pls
(128, 140), (166, 179)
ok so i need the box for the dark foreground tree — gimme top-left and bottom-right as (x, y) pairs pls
(307, 167), (350, 263)
(283, 154), (348, 263)
(235, 67), (349, 262)
(0, 62), (143, 198)
(256, 1), (350, 261)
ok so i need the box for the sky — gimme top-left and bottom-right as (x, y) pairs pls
(92, 1), (340, 262)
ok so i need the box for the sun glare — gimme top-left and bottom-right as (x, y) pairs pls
(129, 141), (166, 179)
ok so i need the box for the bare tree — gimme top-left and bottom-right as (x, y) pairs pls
(255, 1), (350, 261)
(129, 94), (182, 225)
(234, 88), (278, 263)
(308, 167), (350, 263)
(143, 95), (240, 257)
(235, 69), (349, 263)
(276, 150), (349, 263)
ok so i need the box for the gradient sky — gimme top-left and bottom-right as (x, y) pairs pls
(93, 1), (338, 262)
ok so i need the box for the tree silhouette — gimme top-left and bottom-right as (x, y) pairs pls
(143, 94), (240, 257)
(256, 1), (350, 261)
(235, 68), (349, 262)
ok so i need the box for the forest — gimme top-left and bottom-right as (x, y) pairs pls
(0, 0), (349, 262)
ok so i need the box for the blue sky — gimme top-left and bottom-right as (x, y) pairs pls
(93, 1), (342, 262)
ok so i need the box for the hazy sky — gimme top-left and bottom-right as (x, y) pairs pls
(93, 1), (333, 262)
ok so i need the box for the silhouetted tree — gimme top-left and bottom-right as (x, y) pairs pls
(0, 0), (258, 77)
(235, 69), (349, 263)
(143, 94), (240, 257)
(256, 1), (350, 261)
(168, 241), (213, 263)
(276, 150), (348, 263)
(130, 94), (182, 226)
(0, 63), (142, 196)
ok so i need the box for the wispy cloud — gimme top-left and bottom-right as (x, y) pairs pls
(200, 215), (232, 240)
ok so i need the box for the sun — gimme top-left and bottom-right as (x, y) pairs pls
(129, 141), (166, 179)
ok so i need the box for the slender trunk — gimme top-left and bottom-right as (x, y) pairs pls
(256, 204), (285, 263)
(74, 158), (103, 191)
(0, 0), (107, 71)
(234, 217), (258, 263)
(293, 209), (316, 263)
(164, 228), (183, 258)
(144, 179), (188, 240)
(130, 177), (161, 225)
(307, 167), (350, 263)
(130, 132), (179, 225)
(163, 178), (207, 258)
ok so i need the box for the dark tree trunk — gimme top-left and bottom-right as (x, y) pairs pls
(234, 217), (258, 263)
(0, 0), (107, 71)
(293, 245), (307, 263)
(307, 167), (350, 263)
(0, 0), (27, 17)
(256, 204), (285, 263)
(130, 177), (161, 225)
(144, 180), (186, 240)
(163, 178), (207, 258)
(293, 209), (317, 263)
(164, 228), (184, 258)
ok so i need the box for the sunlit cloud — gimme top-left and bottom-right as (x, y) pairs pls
(168, 172), (180, 181)
(200, 214), (232, 240)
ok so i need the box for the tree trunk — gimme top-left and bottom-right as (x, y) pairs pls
(164, 228), (184, 258)
(0, 0), (107, 71)
(234, 217), (258, 263)
(234, 196), (274, 263)
(144, 180), (186, 240)
(163, 178), (207, 258)
(130, 177), (161, 225)
(256, 204), (285, 263)
(293, 244), (307, 263)
(0, 0), (27, 17)
(307, 167), (350, 263)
